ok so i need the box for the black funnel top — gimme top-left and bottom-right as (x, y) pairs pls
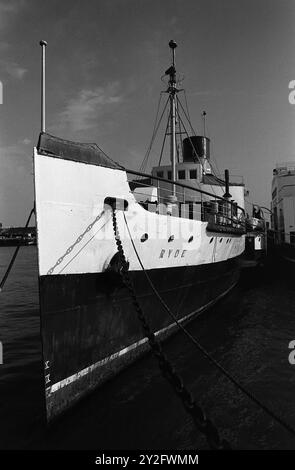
(183, 136), (210, 162)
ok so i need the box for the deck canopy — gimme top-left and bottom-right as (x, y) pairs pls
(37, 132), (122, 169)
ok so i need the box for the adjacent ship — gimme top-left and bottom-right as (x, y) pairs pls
(33, 41), (246, 421)
(0, 227), (36, 247)
(271, 162), (295, 262)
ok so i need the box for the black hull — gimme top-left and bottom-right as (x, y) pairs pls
(40, 258), (240, 421)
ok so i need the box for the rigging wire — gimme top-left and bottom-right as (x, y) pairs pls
(158, 110), (170, 167)
(176, 94), (198, 137)
(177, 102), (185, 162)
(174, 100), (218, 197)
(139, 92), (164, 173)
(176, 95), (222, 198)
(123, 212), (295, 441)
(139, 93), (169, 174)
(177, 94), (225, 190)
(133, 81), (239, 215)
(138, 83), (228, 204)
(183, 89), (192, 124)
(206, 136), (224, 184)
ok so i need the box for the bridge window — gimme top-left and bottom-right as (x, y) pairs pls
(156, 171), (163, 178)
(168, 171), (172, 180)
(178, 170), (186, 180)
(189, 169), (197, 179)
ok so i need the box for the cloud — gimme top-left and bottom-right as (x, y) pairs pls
(0, 141), (30, 163)
(0, 141), (34, 226)
(2, 60), (27, 79)
(0, 0), (24, 31)
(55, 82), (123, 134)
(0, 1), (27, 80)
(191, 89), (248, 97)
(0, 0), (20, 15)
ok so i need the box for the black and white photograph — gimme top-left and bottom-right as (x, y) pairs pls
(1, 0), (295, 460)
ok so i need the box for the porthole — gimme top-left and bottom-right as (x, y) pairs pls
(219, 238), (223, 243)
(168, 235), (174, 242)
(188, 236), (193, 243)
(140, 233), (148, 242)
(209, 237), (214, 244)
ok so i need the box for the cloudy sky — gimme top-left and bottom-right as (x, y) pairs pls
(1, 0), (295, 225)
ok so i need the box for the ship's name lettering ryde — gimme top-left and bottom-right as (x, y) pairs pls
(159, 249), (186, 259)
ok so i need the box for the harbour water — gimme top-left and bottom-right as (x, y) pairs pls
(0, 246), (295, 450)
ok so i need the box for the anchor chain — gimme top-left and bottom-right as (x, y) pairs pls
(47, 209), (105, 275)
(111, 207), (230, 450)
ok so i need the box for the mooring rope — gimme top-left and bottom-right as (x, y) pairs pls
(111, 206), (230, 450)
(0, 207), (35, 292)
(122, 212), (295, 441)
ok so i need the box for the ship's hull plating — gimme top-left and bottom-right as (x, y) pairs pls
(33, 139), (245, 421)
(42, 258), (240, 420)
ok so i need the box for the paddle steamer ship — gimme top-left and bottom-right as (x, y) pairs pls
(34, 41), (246, 420)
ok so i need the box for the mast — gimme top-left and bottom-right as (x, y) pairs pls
(202, 111), (206, 137)
(40, 40), (47, 133)
(166, 40), (178, 200)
